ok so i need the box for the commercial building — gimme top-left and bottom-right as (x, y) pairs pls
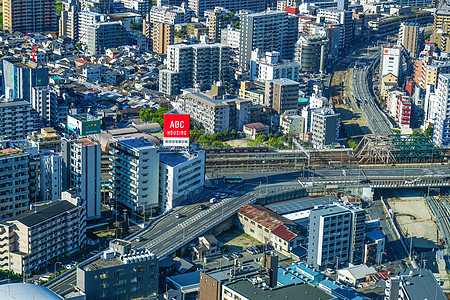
(384, 269), (446, 300)
(160, 43), (230, 95)
(280, 112), (305, 136)
(76, 239), (158, 300)
(265, 78), (299, 114)
(0, 99), (39, 140)
(295, 34), (329, 74)
(28, 127), (62, 153)
(310, 107), (339, 149)
(433, 74), (450, 147)
(307, 203), (366, 270)
(243, 122), (269, 140)
(159, 149), (205, 211)
(173, 85), (251, 134)
(239, 81), (265, 105)
(61, 138), (101, 220)
(0, 199), (86, 274)
(381, 46), (407, 87)
(3, 60), (49, 103)
(337, 265), (377, 287)
(249, 50), (300, 81)
(0, 147), (30, 222)
(86, 21), (128, 54)
(398, 22), (423, 58)
(188, 0), (265, 16)
(2, 0), (57, 33)
(39, 150), (62, 202)
(109, 136), (159, 214)
(239, 11), (298, 70)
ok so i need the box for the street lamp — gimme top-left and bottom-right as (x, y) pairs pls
(54, 262), (61, 275)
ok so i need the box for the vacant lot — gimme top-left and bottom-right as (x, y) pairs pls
(217, 227), (262, 252)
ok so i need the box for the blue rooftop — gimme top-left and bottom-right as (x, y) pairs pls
(119, 137), (155, 149)
(277, 268), (306, 286)
(366, 230), (385, 241)
(160, 152), (191, 167)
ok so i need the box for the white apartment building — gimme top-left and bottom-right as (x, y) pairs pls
(149, 4), (193, 24)
(0, 147), (30, 221)
(82, 65), (101, 82)
(59, 0), (80, 40)
(249, 50), (300, 81)
(121, 0), (151, 15)
(174, 86), (251, 134)
(317, 9), (352, 52)
(160, 43), (230, 94)
(310, 107), (340, 149)
(0, 199), (86, 274)
(0, 99), (39, 140)
(307, 203), (366, 270)
(221, 24), (240, 49)
(280, 113), (305, 136)
(78, 11), (107, 45)
(188, 0), (265, 16)
(159, 149), (205, 211)
(40, 150), (62, 202)
(109, 136), (159, 213)
(433, 74), (450, 147)
(31, 86), (57, 127)
(61, 138), (101, 220)
(381, 46), (405, 79)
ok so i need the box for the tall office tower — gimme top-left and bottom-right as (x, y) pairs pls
(61, 138), (101, 220)
(40, 150), (62, 202)
(398, 22), (423, 58)
(0, 146), (30, 221)
(294, 34), (329, 74)
(3, 0), (57, 33)
(159, 43), (230, 94)
(239, 11), (298, 70)
(144, 4), (193, 54)
(188, 0), (265, 16)
(307, 203), (366, 270)
(86, 21), (128, 54)
(3, 60), (49, 103)
(310, 107), (340, 149)
(109, 136), (160, 215)
(59, 0), (81, 40)
(264, 78), (299, 114)
(78, 11), (107, 46)
(0, 99), (39, 140)
(317, 9), (352, 52)
(433, 74), (450, 147)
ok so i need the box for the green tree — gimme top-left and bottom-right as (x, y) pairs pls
(56, 2), (62, 14)
(424, 126), (433, 138)
(233, 21), (240, 29)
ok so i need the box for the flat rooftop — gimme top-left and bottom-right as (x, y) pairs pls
(225, 280), (333, 300)
(84, 256), (123, 271)
(70, 113), (99, 122)
(116, 136), (156, 149)
(159, 152), (195, 167)
(266, 196), (337, 215)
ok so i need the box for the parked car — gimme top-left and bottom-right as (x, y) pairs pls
(39, 275), (51, 282)
(222, 254), (233, 261)
(231, 252), (243, 258)
(198, 205), (207, 210)
(175, 213), (183, 219)
(209, 198), (218, 204)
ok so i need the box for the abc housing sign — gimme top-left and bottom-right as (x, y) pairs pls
(163, 114), (190, 147)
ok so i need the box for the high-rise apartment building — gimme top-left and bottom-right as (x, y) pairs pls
(398, 22), (423, 58)
(249, 50), (300, 81)
(317, 9), (352, 52)
(86, 21), (128, 54)
(433, 74), (450, 147)
(78, 11), (107, 46)
(160, 43), (230, 94)
(0, 198), (86, 274)
(188, 0), (265, 16)
(264, 78), (299, 114)
(144, 4), (193, 54)
(59, 0), (81, 40)
(109, 136), (160, 214)
(239, 11), (298, 70)
(206, 7), (228, 43)
(0, 147), (30, 221)
(3, 60), (49, 103)
(310, 107), (340, 149)
(61, 138), (101, 220)
(307, 203), (365, 270)
(3, 0), (57, 33)
(294, 34), (329, 74)
(121, 0), (151, 15)
(0, 99), (39, 140)
(40, 150), (62, 202)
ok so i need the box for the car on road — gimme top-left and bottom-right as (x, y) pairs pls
(198, 205), (207, 210)
(89, 250), (99, 256)
(405, 180), (414, 184)
(39, 275), (51, 282)
(175, 213), (183, 219)
(414, 177), (422, 182)
(136, 236), (142, 242)
(359, 179), (371, 184)
(64, 264), (73, 270)
(209, 198), (218, 204)
(33, 280), (40, 285)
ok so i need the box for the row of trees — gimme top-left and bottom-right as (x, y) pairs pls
(139, 107), (168, 127)
(247, 134), (292, 149)
(190, 129), (240, 148)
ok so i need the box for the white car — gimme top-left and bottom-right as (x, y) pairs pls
(210, 198), (218, 204)
(39, 275), (51, 282)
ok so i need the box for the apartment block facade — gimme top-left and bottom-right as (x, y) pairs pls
(0, 99), (39, 140)
(3, 0), (57, 33)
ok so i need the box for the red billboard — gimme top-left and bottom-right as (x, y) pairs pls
(163, 114), (190, 146)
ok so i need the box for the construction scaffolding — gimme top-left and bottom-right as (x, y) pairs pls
(356, 134), (443, 165)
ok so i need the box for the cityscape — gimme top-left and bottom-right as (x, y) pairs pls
(1, 0), (450, 299)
